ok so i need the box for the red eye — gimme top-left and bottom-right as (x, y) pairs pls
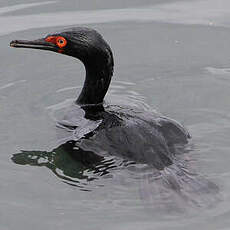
(56, 36), (67, 48)
(45, 36), (67, 48)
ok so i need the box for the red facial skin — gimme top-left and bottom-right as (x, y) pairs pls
(45, 36), (67, 49)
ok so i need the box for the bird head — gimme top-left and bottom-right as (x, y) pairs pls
(10, 27), (114, 76)
(10, 27), (114, 105)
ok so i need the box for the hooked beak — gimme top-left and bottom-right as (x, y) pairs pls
(10, 38), (58, 51)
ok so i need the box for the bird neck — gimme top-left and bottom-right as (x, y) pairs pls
(76, 65), (112, 106)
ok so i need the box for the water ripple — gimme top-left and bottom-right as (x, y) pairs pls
(0, 1), (56, 15)
(205, 67), (230, 75)
(2, 0), (230, 36)
(0, 80), (26, 90)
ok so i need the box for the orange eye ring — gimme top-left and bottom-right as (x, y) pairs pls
(56, 36), (67, 48)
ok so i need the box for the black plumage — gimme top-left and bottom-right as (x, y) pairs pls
(10, 27), (190, 170)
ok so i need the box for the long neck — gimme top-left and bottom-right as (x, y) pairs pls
(76, 64), (113, 105)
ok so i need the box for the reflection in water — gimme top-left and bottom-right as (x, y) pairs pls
(11, 139), (219, 205)
(11, 136), (220, 210)
(11, 141), (129, 191)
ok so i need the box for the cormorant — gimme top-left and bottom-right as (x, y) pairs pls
(10, 27), (190, 170)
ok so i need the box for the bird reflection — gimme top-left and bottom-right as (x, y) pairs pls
(11, 140), (125, 190)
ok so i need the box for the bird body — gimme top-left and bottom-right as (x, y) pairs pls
(57, 103), (189, 169)
(10, 27), (190, 169)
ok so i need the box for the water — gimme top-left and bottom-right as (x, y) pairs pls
(1, 0), (230, 229)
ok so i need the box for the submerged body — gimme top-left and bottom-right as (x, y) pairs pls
(57, 103), (190, 170)
(10, 27), (190, 170)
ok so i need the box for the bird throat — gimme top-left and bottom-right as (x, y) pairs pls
(76, 66), (112, 106)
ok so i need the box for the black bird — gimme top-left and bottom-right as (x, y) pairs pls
(10, 27), (190, 170)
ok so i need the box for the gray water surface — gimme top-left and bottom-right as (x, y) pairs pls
(1, 0), (230, 229)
